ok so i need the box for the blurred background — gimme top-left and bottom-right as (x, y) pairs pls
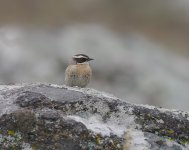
(0, 0), (189, 111)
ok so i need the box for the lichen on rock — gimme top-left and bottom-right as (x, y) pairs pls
(0, 83), (188, 150)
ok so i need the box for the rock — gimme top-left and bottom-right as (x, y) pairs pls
(0, 84), (188, 150)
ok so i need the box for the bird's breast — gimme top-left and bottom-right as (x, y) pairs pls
(69, 64), (92, 76)
(65, 64), (92, 87)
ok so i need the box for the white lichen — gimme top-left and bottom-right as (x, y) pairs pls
(21, 142), (32, 150)
(0, 84), (29, 117)
(166, 139), (187, 150)
(137, 103), (189, 117)
(49, 84), (118, 100)
(0, 132), (22, 148)
(67, 115), (127, 137)
(156, 119), (164, 124)
(0, 84), (25, 92)
(124, 129), (151, 150)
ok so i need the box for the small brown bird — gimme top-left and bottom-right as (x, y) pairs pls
(65, 54), (94, 88)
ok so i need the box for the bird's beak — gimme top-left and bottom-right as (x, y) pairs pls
(89, 58), (94, 61)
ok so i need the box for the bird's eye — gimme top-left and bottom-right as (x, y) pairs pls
(82, 58), (87, 62)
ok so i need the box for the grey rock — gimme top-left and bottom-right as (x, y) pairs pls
(39, 109), (60, 121)
(0, 84), (188, 150)
(16, 91), (49, 107)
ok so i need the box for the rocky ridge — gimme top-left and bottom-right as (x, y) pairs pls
(0, 84), (188, 150)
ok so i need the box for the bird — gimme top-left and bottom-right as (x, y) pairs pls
(65, 54), (94, 88)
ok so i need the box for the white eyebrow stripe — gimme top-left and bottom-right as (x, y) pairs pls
(73, 55), (87, 59)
